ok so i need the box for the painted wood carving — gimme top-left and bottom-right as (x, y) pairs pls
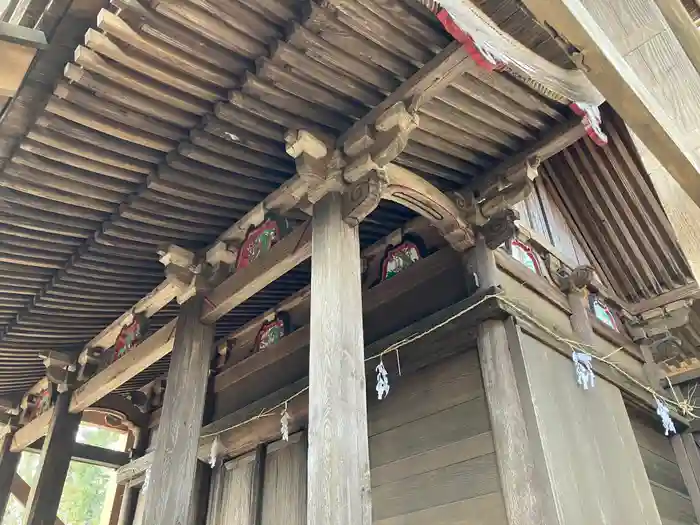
(380, 235), (426, 281)
(588, 295), (618, 331)
(510, 239), (541, 274)
(236, 214), (291, 271)
(113, 313), (148, 363)
(21, 381), (54, 424)
(254, 313), (290, 353)
(422, 0), (607, 145)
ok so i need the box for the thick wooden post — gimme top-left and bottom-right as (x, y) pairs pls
(671, 432), (700, 522)
(23, 391), (81, 525)
(468, 233), (552, 525)
(0, 430), (20, 518)
(307, 192), (371, 525)
(141, 294), (214, 525)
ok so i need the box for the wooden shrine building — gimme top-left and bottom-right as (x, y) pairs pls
(3, 0), (700, 524)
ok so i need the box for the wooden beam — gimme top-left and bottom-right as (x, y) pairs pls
(0, 21), (47, 48)
(141, 295), (214, 525)
(11, 407), (53, 452)
(9, 474), (64, 525)
(520, 0), (700, 208)
(0, 431), (19, 518)
(202, 221), (312, 323)
(25, 440), (130, 469)
(70, 319), (176, 413)
(307, 192), (371, 525)
(23, 392), (82, 525)
(671, 433), (700, 521)
(653, 0), (700, 79)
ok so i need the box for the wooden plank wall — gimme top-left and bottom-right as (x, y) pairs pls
(261, 436), (306, 525)
(208, 452), (257, 525)
(516, 331), (663, 525)
(369, 349), (506, 525)
(630, 410), (699, 525)
(512, 177), (590, 266)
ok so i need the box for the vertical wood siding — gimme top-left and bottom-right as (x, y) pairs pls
(207, 452), (256, 525)
(630, 411), (699, 525)
(261, 436), (307, 525)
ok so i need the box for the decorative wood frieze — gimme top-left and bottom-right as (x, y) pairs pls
(420, 0), (608, 145)
(19, 379), (55, 425)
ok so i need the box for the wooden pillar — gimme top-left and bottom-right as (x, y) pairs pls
(467, 231), (552, 525)
(23, 391), (82, 525)
(307, 192), (371, 525)
(0, 430), (20, 518)
(141, 294), (214, 525)
(672, 432), (700, 521)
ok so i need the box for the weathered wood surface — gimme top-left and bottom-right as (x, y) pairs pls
(514, 329), (663, 525)
(631, 413), (699, 525)
(261, 436), (307, 525)
(671, 433), (700, 523)
(307, 192), (371, 525)
(11, 407), (53, 452)
(207, 451), (257, 525)
(202, 221), (312, 323)
(70, 319), (177, 413)
(141, 295), (214, 525)
(23, 392), (82, 525)
(0, 431), (19, 518)
(520, 0), (700, 211)
(467, 236), (550, 525)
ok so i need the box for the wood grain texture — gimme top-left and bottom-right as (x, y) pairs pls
(671, 434), (700, 522)
(514, 330), (663, 525)
(0, 431), (19, 518)
(261, 436), (307, 525)
(469, 237), (548, 525)
(307, 192), (371, 525)
(24, 392), (82, 525)
(141, 295), (214, 525)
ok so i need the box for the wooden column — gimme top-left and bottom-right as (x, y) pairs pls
(671, 432), (700, 522)
(307, 192), (371, 525)
(467, 231), (553, 525)
(23, 391), (82, 525)
(141, 294), (214, 525)
(0, 430), (20, 518)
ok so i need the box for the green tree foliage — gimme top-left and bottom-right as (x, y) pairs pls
(2, 425), (124, 525)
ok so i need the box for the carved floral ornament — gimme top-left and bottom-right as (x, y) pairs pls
(418, 0), (608, 145)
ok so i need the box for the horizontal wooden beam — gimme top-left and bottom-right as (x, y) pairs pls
(11, 407), (53, 452)
(117, 287), (502, 484)
(70, 320), (176, 413)
(201, 221), (312, 323)
(0, 21), (47, 48)
(26, 440), (130, 469)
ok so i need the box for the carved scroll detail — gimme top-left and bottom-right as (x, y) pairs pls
(383, 164), (474, 251)
(343, 169), (388, 227)
(475, 208), (519, 249)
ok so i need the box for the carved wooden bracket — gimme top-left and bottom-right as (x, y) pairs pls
(553, 265), (596, 293)
(285, 129), (345, 204)
(453, 159), (539, 226)
(418, 0), (608, 145)
(474, 208), (519, 249)
(40, 351), (77, 392)
(625, 300), (693, 341)
(158, 244), (211, 304)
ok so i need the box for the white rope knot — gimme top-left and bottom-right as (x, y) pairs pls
(572, 351), (595, 390)
(655, 396), (677, 436)
(376, 360), (390, 400)
(280, 402), (291, 442)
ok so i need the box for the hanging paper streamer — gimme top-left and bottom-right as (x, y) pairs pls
(572, 351), (595, 390)
(209, 435), (224, 468)
(655, 396), (677, 436)
(376, 360), (390, 400)
(280, 402), (291, 442)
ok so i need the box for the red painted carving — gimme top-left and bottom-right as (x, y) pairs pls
(254, 313), (290, 353)
(380, 236), (425, 282)
(26, 387), (52, 422)
(113, 313), (148, 363)
(570, 102), (608, 146)
(437, 9), (506, 72)
(236, 214), (291, 271)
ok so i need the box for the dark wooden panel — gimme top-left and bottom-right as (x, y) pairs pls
(261, 435), (306, 525)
